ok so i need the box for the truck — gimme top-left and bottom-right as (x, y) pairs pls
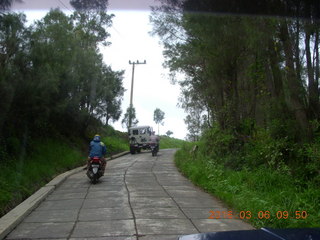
(128, 125), (154, 154)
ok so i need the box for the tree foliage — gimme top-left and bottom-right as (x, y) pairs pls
(153, 108), (165, 135)
(122, 106), (139, 130)
(70, 0), (109, 11)
(166, 130), (173, 137)
(0, 9), (124, 155)
(151, 0), (320, 143)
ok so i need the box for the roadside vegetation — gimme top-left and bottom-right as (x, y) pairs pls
(0, 125), (129, 218)
(152, 0), (320, 230)
(102, 125), (128, 156)
(159, 135), (186, 149)
(175, 128), (320, 229)
(0, 138), (83, 217)
(0, 4), (128, 217)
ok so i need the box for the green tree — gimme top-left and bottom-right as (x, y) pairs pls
(0, 12), (29, 137)
(122, 107), (139, 130)
(166, 130), (173, 137)
(153, 108), (165, 135)
(70, 0), (109, 11)
(95, 66), (125, 125)
(0, 9), (124, 143)
(151, 0), (320, 144)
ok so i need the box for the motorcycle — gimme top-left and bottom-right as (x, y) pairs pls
(86, 157), (103, 184)
(150, 143), (158, 157)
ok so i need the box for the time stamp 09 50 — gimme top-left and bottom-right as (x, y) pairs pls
(209, 210), (308, 220)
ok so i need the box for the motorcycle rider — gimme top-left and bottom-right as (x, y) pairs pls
(150, 131), (159, 152)
(88, 134), (107, 175)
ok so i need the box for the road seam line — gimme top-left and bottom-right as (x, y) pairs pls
(151, 152), (201, 233)
(124, 157), (139, 240)
(67, 178), (91, 239)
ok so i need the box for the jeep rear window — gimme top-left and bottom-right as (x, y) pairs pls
(132, 130), (139, 135)
(140, 129), (146, 134)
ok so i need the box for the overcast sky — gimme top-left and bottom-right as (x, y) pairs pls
(12, 0), (188, 139)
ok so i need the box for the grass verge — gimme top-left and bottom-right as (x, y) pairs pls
(159, 136), (186, 149)
(175, 143), (320, 229)
(101, 126), (128, 156)
(0, 123), (133, 218)
(0, 138), (84, 217)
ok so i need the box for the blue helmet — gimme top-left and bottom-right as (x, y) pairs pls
(93, 134), (101, 142)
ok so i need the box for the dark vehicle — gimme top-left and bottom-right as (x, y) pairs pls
(86, 157), (103, 184)
(178, 228), (320, 240)
(150, 143), (158, 156)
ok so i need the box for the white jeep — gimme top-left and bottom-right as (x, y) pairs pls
(128, 126), (154, 154)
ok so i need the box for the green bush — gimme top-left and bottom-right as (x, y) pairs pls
(0, 138), (83, 217)
(174, 132), (320, 229)
(200, 127), (239, 160)
(243, 130), (294, 170)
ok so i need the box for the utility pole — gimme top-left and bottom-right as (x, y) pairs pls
(128, 60), (146, 129)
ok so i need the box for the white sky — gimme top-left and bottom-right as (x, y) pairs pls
(12, 0), (188, 139)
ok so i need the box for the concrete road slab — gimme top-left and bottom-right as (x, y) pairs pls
(131, 196), (177, 208)
(79, 207), (133, 221)
(86, 190), (127, 198)
(101, 177), (125, 184)
(90, 184), (126, 192)
(57, 181), (90, 189)
(139, 235), (181, 240)
(53, 187), (88, 194)
(82, 197), (129, 209)
(71, 220), (135, 238)
(6, 222), (74, 239)
(163, 185), (200, 191)
(134, 207), (185, 219)
(24, 209), (78, 222)
(36, 199), (84, 211)
(127, 185), (164, 191)
(125, 172), (154, 177)
(4, 149), (253, 240)
(158, 180), (195, 187)
(174, 197), (221, 208)
(166, 189), (211, 198)
(130, 190), (168, 197)
(181, 207), (229, 219)
(46, 191), (87, 200)
(136, 218), (198, 235)
(126, 181), (159, 187)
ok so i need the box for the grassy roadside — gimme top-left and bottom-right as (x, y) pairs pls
(159, 136), (186, 149)
(0, 125), (128, 217)
(0, 138), (84, 217)
(101, 125), (128, 156)
(174, 143), (320, 229)
(0, 127), (186, 217)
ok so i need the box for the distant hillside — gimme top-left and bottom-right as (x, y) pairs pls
(159, 135), (187, 149)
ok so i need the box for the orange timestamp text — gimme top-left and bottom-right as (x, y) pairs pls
(209, 210), (308, 220)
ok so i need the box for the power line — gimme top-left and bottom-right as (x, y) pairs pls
(57, 0), (73, 13)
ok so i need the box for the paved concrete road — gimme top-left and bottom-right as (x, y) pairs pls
(5, 149), (253, 240)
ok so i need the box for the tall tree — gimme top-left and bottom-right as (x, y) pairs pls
(151, 0), (320, 144)
(122, 107), (139, 130)
(153, 108), (165, 135)
(0, 9), (124, 142)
